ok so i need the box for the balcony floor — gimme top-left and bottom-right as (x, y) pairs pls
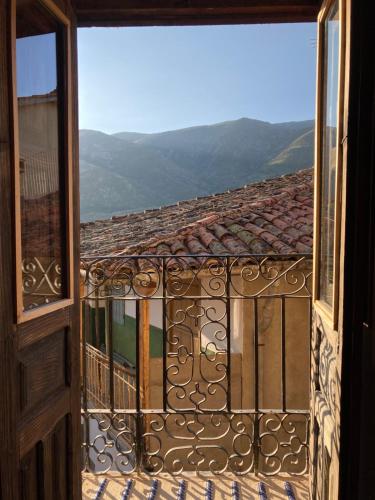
(82, 472), (309, 499)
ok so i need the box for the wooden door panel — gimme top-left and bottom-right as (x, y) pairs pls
(20, 415), (69, 500)
(20, 446), (40, 500)
(19, 329), (68, 414)
(0, 0), (81, 497)
(19, 389), (70, 458)
(53, 417), (69, 500)
(18, 308), (71, 351)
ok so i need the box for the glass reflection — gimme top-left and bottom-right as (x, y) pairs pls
(16, 1), (65, 311)
(319, 0), (339, 307)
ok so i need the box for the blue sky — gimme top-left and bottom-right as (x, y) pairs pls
(78, 23), (316, 134)
(17, 33), (57, 97)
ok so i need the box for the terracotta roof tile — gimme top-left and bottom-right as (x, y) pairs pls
(261, 231), (279, 246)
(170, 239), (188, 254)
(208, 240), (228, 255)
(294, 222), (312, 235)
(222, 235), (251, 254)
(272, 240), (295, 254)
(242, 222), (267, 237)
(185, 235), (209, 255)
(209, 223), (231, 240)
(248, 238), (273, 254)
(278, 232), (297, 247)
(262, 223), (283, 238)
(81, 168), (313, 257)
(272, 218), (290, 231)
(284, 226), (304, 240)
(300, 235), (313, 246)
(295, 241), (312, 253)
(198, 226), (217, 247)
(155, 243), (171, 255)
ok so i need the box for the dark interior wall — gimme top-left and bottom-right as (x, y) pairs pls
(339, 0), (375, 497)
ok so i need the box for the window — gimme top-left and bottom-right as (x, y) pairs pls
(318, 0), (340, 309)
(15, 0), (68, 313)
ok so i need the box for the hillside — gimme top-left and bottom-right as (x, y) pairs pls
(80, 117), (314, 221)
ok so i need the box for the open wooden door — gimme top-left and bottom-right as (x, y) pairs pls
(310, 0), (350, 498)
(0, 0), (81, 498)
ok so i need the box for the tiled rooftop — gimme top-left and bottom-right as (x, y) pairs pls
(80, 169), (313, 258)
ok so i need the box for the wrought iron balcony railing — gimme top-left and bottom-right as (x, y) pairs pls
(80, 254), (312, 476)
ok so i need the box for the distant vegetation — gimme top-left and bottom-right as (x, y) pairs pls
(80, 117), (314, 221)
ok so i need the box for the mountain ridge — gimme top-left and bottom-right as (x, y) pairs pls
(80, 117), (314, 221)
(112, 116), (314, 137)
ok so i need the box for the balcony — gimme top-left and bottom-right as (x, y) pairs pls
(80, 253), (312, 497)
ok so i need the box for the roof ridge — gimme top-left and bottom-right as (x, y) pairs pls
(80, 168), (313, 228)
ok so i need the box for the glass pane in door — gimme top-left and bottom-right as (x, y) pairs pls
(319, 0), (340, 307)
(16, 0), (66, 311)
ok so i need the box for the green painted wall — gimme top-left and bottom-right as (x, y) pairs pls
(86, 305), (162, 365)
(113, 314), (163, 366)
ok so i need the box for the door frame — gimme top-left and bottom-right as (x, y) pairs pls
(2, 0), (375, 497)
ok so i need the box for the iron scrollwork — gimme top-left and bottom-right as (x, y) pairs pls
(80, 253), (312, 476)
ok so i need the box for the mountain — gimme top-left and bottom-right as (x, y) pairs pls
(80, 117), (314, 221)
(266, 129), (314, 170)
